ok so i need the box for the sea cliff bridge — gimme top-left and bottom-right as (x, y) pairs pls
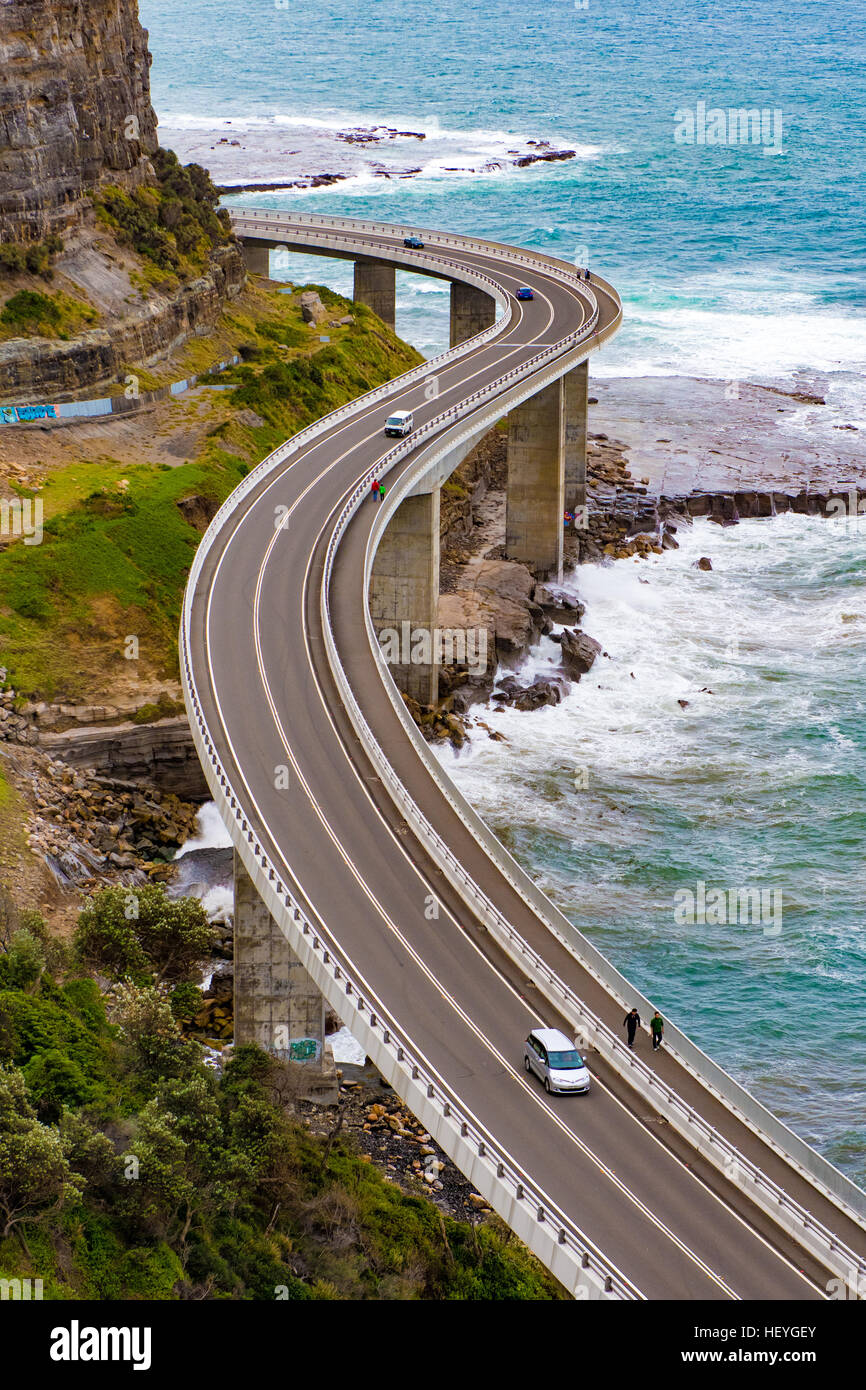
(180, 210), (866, 1300)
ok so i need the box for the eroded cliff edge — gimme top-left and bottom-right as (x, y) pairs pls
(0, 0), (245, 400)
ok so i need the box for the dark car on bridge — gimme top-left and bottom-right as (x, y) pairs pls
(403, 235), (424, 249)
(516, 286), (534, 300)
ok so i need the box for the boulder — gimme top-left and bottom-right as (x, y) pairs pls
(559, 628), (602, 680)
(693, 556), (713, 571)
(492, 675), (570, 711)
(534, 584), (587, 623)
(299, 291), (328, 325)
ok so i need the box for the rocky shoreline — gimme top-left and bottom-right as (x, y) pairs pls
(160, 117), (580, 194)
(405, 418), (866, 749)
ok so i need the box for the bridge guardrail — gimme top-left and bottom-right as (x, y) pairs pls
(180, 230), (637, 1298)
(296, 233), (866, 1281)
(321, 400), (866, 1290)
(189, 214), (866, 1293)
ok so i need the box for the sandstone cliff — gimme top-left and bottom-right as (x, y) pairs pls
(0, 0), (159, 242)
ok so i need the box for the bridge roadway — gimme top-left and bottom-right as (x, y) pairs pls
(186, 214), (866, 1299)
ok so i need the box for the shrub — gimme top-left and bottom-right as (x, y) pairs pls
(0, 290), (61, 333)
(74, 885), (216, 986)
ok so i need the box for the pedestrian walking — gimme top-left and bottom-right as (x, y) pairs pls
(370, 478), (380, 502)
(623, 1007), (640, 1049)
(650, 1011), (664, 1051)
(378, 483), (386, 503)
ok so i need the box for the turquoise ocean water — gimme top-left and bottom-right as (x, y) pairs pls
(141, 0), (865, 1178)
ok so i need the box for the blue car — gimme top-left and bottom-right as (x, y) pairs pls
(516, 286), (534, 300)
(403, 235), (424, 249)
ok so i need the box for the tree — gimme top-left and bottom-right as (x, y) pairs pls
(23, 1048), (91, 1123)
(2, 929), (45, 991)
(111, 984), (202, 1081)
(75, 885), (216, 985)
(0, 1064), (83, 1239)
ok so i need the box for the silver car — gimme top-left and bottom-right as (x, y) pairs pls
(524, 1027), (591, 1095)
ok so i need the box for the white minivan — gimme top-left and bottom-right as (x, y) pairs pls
(384, 409), (414, 437)
(524, 1027), (591, 1094)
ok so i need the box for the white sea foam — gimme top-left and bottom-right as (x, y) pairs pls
(157, 107), (600, 191)
(175, 801), (233, 856)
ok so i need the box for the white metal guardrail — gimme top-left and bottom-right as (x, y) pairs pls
(185, 214), (864, 1295)
(316, 329), (866, 1289)
(322, 394), (866, 1289)
(180, 226), (637, 1298)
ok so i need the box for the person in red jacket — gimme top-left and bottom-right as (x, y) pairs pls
(370, 478), (380, 501)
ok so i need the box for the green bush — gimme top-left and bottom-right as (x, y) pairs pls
(0, 290), (61, 332)
(74, 885), (216, 986)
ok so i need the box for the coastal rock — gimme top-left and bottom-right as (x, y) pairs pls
(559, 629), (602, 680)
(534, 584), (586, 623)
(693, 557), (713, 571)
(493, 675), (569, 711)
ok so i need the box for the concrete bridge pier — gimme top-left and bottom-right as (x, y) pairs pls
(233, 850), (338, 1100)
(564, 361), (588, 521)
(242, 242), (272, 277)
(505, 377), (565, 580)
(370, 488), (440, 705)
(353, 258), (396, 329)
(450, 281), (496, 347)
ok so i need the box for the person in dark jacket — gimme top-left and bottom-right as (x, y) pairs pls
(624, 1007), (640, 1049)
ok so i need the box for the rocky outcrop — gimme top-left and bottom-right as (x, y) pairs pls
(0, 0), (159, 242)
(0, 244), (245, 400)
(38, 717), (210, 802)
(558, 628), (602, 681)
(492, 674), (569, 712)
(19, 747), (199, 888)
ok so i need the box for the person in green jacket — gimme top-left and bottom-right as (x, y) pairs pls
(378, 483), (386, 502)
(651, 1011), (664, 1051)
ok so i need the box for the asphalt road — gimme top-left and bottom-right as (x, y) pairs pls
(187, 216), (866, 1299)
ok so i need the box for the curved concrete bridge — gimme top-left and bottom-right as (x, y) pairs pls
(181, 211), (866, 1300)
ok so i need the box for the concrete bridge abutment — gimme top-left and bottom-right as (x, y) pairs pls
(353, 258), (397, 329)
(450, 281), (496, 347)
(233, 850), (338, 1099)
(370, 488), (440, 706)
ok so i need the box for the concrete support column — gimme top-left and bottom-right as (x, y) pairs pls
(233, 849), (326, 1066)
(370, 489), (440, 705)
(353, 257), (396, 329)
(564, 361), (588, 519)
(505, 378), (565, 579)
(242, 242), (271, 277)
(450, 281), (496, 347)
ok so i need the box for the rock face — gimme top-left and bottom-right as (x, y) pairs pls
(0, 0), (159, 242)
(0, 246), (245, 399)
(38, 717), (210, 802)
